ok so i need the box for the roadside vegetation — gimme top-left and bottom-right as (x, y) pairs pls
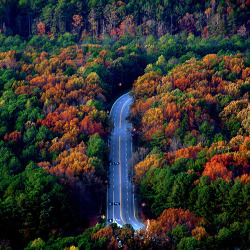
(0, 0), (249, 249)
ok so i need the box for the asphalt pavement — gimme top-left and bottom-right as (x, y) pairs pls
(106, 93), (145, 230)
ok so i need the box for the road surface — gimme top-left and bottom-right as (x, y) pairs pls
(107, 93), (145, 230)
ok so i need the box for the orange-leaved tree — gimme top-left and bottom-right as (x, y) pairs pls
(147, 208), (202, 243)
(202, 154), (234, 181)
(46, 142), (94, 180)
(72, 15), (84, 35)
(37, 22), (46, 36)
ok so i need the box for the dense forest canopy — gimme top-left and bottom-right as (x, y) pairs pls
(0, 0), (249, 249)
(0, 0), (249, 38)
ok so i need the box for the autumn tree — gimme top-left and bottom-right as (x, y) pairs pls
(88, 10), (98, 37)
(202, 155), (234, 182)
(178, 13), (196, 33)
(72, 15), (84, 36)
(37, 22), (46, 36)
(104, 4), (118, 37)
(133, 155), (166, 185)
(146, 208), (202, 243)
(4, 131), (22, 143)
(48, 142), (94, 180)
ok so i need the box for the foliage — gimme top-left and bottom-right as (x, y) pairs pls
(0, 0), (248, 40)
(130, 52), (250, 249)
(0, 1), (249, 248)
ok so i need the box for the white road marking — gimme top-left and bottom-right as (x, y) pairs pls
(113, 191), (115, 221)
(108, 94), (145, 230)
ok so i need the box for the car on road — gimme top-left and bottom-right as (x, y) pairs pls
(109, 162), (120, 165)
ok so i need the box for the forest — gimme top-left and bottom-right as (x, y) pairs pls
(0, 0), (249, 40)
(0, 0), (249, 249)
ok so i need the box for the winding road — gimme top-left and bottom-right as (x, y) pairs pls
(106, 93), (145, 230)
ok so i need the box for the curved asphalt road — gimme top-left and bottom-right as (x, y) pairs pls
(107, 93), (145, 230)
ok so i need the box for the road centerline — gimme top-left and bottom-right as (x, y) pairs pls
(119, 98), (130, 128)
(107, 93), (145, 230)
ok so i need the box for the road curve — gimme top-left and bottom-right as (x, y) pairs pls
(107, 93), (145, 230)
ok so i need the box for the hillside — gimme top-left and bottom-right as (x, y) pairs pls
(0, 0), (249, 39)
(0, 0), (249, 249)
